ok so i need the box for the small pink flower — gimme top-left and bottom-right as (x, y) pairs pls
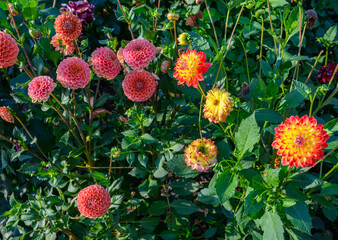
(89, 47), (121, 80)
(57, 57), (91, 89)
(186, 11), (203, 27)
(28, 76), (57, 103)
(123, 39), (156, 70)
(122, 70), (157, 102)
(0, 31), (19, 68)
(51, 33), (75, 56)
(0, 106), (14, 123)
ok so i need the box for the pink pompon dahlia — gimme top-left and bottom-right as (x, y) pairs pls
(54, 12), (82, 40)
(0, 31), (19, 68)
(173, 49), (212, 88)
(77, 185), (111, 219)
(315, 62), (338, 84)
(122, 70), (157, 102)
(28, 76), (57, 103)
(51, 33), (75, 56)
(123, 39), (156, 70)
(57, 57), (91, 89)
(184, 138), (218, 172)
(0, 106), (14, 123)
(117, 47), (126, 70)
(272, 115), (329, 168)
(89, 47), (121, 80)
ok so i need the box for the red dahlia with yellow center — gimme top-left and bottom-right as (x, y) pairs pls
(272, 115), (329, 168)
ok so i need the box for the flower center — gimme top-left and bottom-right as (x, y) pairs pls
(213, 99), (219, 106)
(198, 145), (207, 155)
(135, 80), (144, 90)
(294, 135), (305, 146)
(64, 21), (74, 30)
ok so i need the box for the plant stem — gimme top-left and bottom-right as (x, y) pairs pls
(135, 113), (145, 134)
(238, 37), (250, 83)
(153, 0), (161, 31)
(94, 78), (101, 103)
(305, 50), (324, 84)
(204, 0), (219, 48)
(173, 21), (178, 57)
(259, 19), (264, 80)
(295, 24), (307, 81)
(198, 94), (204, 139)
(325, 47), (328, 67)
(2, 68), (11, 85)
(21, 65), (34, 79)
(224, 8), (230, 43)
(266, 0), (278, 56)
(116, 0), (135, 39)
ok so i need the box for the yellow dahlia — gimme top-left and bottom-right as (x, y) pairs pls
(203, 88), (233, 123)
(178, 32), (191, 45)
(184, 138), (218, 172)
(173, 49), (212, 88)
(272, 115), (329, 168)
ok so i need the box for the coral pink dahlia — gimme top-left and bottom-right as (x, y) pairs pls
(123, 39), (156, 70)
(122, 70), (157, 102)
(51, 33), (75, 56)
(77, 185), (111, 219)
(0, 31), (19, 68)
(57, 57), (91, 89)
(0, 106), (14, 123)
(184, 138), (218, 172)
(89, 47), (121, 80)
(272, 115), (329, 168)
(28, 76), (57, 103)
(54, 12), (82, 40)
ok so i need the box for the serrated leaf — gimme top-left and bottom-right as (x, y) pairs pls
(285, 202), (312, 234)
(266, 168), (281, 187)
(166, 155), (200, 178)
(260, 211), (284, 240)
(140, 133), (157, 143)
(323, 25), (338, 43)
(215, 170), (238, 204)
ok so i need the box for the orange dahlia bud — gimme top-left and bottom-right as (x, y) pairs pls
(173, 49), (212, 88)
(54, 12), (82, 40)
(123, 39), (156, 70)
(89, 47), (121, 80)
(77, 185), (111, 219)
(0, 106), (14, 123)
(161, 60), (170, 73)
(122, 70), (157, 102)
(51, 33), (75, 56)
(28, 76), (57, 103)
(272, 115), (329, 168)
(184, 138), (218, 172)
(0, 31), (19, 68)
(56, 57), (91, 89)
(203, 88), (233, 123)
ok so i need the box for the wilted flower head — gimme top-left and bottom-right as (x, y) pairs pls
(0, 31), (19, 68)
(184, 138), (218, 172)
(186, 11), (202, 27)
(89, 47), (121, 80)
(315, 62), (338, 84)
(77, 185), (111, 219)
(54, 12), (82, 40)
(161, 60), (170, 73)
(60, 0), (94, 28)
(57, 57), (91, 89)
(178, 32), (192, 45)
(203, 88), (233, 123)
(0, 106), (14, 123)
(305, 10), (318, 29)
(28, 76), (57, 103)
(173, 49), (212, 88)
(123, 39), (156, 70)
(122, 70), (157, 102)
(51, 33), (75, 56)
(272, 115), (329, 168)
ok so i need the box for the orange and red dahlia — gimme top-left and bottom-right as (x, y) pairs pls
(77, 185), (111, 219)
(184, 138), (218, 172)
(122, 70), (157, 102)
(0, 106), (14, 123)
(173, 49), (212, 88)
(89, 47), (121, 80)
(28, 76), (57, 103)
(272, 115), (329, 168)
(51, 33), (75, 56)
(54, 12), (82, 40)
(0, 31), (19, 68)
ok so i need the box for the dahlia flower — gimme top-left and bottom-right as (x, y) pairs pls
(184, 138), (218, 172)
(272, 115), (329, 168)
(203, 88), (233, 123)
(57, 57), (91, 89)
(51, 33), (75, 56)
(28, 76), (57, 103)
(186, 11), (203, 27)
(315, 62), (338, 84)
(77, 185), (111, 219)
(60, 0), (94, 28)
(161, 60), (170, 73)
(89, 47), (121, 80)
(173, 49), (212, 88)
(178, 32), (192, 45)
(54, 12), (82, 40)
(0, 106), (14, 123)
(123, 39), (156, 70)
(122, 70), (157, 102)
(0, 31), (19, 68)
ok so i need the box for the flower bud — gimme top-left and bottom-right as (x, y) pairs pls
(29, 28), (42, 39)
(161, 60), (170, 73)
(305, 10), (318, 30)
(155, 47), (162, 54)
(167, 13), (179, 22)
(196, 0), (204, 5)
(245, 0), (256, 9)
(255, 9), (265, 20)
(8, 3), (19, 16)
(112, 148), (121, 158)
(178, 32), (192, 45)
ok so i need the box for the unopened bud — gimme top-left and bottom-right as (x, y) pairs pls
(161, 61), (170, 73)
(8, 3), (19, 16)
(167, 13), (179, 22)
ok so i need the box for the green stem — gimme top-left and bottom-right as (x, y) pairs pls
(198, 94), (203, 139)
(325, 47), (328, 67)
(116, 0), (134, 39)
(238, 37), (250, 83)
(305, 50), (324, 84)
(2, 68), (10, 85)
(205, 0), (219, 48)
(224, 8), (230, 43)
(266, 0), (278, 56)
(173, 21), (178, 57)
(308, 93), (317, 117)
(259, 18), (264, 80)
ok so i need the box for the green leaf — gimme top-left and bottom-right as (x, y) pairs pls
(91, 171), (106, 181)
(171, 199), (198, 215)
(323, 25), (338, 43)
(278, 89), (304, 111)
(269, 0), (288, 8)
(148, 201), (168, 216)
(323, 206), (337, 222)
(244, 189), (265, 215)
(321, 182), (338, 195)
(216, 139), (231, 160)
(166, 155), (200, 178)
(18, 0), (38, 20)
(254, 109), (284, 123)
(266, 168), (281, 188)
(169, 179), (201, 196)
(234, 114), (260, 160)
(324, 118), (338, 134)
(293, 174), (323, 190)
(292, 80), (311, 100)
(285, 202), (312, 234)
(215, 169), (238, 204)
(140, 217), (160, 233)
(260, 211), (284, 240)
(140, 133), (157, 143)
(138, 178), (159, 198)
(250, 78), (266, 103)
